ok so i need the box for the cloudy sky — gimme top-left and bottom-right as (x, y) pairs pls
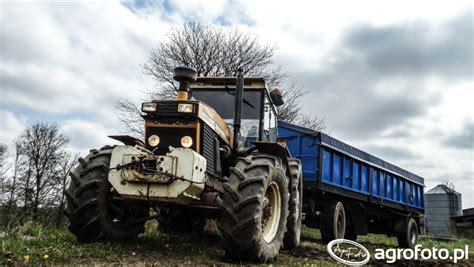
(0, 1), (472, 207)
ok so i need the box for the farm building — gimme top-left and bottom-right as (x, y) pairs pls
(425, 184), (462, 238)
(453, 208), (474, 238)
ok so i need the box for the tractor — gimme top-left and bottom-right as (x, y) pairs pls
(64, 67), (303, 262)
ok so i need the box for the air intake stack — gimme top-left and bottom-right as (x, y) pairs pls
(173, 66), (197, 100)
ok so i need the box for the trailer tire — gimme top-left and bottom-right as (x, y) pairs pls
(283, 158), (303, 250)
(320, 201), (346, 243)
(219, 154), (289, 263)
(397, 218), (418, 249)
(63, 146), (149, 242)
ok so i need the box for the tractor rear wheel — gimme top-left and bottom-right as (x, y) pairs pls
(63, 146), (149, 242)
(283, 158), (303, 249)
(219, 154), (289, 263)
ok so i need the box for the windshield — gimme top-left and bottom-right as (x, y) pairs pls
(190, 90), (261, 120)
(190, 90), (262, 147)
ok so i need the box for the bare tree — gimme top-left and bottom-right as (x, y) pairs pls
(293, 115), (327, 133)
(0, 143), (9, 205)
(2, 143), (23, 227)
(441, 180), (455, 191)
(117, 22), (326, 136)
(143, 23), (286, 97)
(116, 99), (147, 137)
(15, 123), (69, 221)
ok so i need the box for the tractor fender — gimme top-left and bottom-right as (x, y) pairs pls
(108, 135), (145, 147)
(251, 141), (292, 178)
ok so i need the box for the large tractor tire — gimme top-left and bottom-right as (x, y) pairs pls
(63, 146), (149, 242)
(158, 208), (206, 235)
(397, 217), (418, 249)
(219, 154), (289, 263)
(320, 201), (346, 243)
(283, 158), (303, 250)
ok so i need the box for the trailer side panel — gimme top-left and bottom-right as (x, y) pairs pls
(278, 121), (425, 212)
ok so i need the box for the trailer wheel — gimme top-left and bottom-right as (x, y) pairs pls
(320, 201), (346, 243)
(63, 146), (149, 242)
(219, 154), (289, 263)
(283, 158), (303, 250)
(397, 218), (418, 249)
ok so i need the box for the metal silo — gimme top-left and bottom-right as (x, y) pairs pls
(425, 184), (462, 238)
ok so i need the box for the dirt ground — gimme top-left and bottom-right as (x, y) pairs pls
(61, 229), (474, 266)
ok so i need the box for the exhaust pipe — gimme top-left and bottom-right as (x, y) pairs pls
(233, 69), (244, 152)
(173, 66), (197, 100)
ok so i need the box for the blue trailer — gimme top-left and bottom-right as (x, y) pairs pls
(278, 121), (425, 248)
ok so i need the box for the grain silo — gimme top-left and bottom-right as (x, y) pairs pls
(425, 184), (462, 238)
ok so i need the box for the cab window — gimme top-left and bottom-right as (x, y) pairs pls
(191, 89), (262, 147)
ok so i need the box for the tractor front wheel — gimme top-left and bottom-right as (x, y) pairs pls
(63, 146), (149, 242)
(219, 154), (289, 263)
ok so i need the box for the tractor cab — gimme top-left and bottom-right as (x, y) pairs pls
(189, 77), (281, 146)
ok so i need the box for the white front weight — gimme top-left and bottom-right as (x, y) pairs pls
(108, 145), (207, 203)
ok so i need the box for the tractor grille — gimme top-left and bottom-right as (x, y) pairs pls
(156, 102), (179, 114)
(202, 124), (220, 177)
(143, 102), (197, 123)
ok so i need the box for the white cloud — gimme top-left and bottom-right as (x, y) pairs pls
(60, 119), (121, 155)
(0, 0), (472, 208)
(0, 0), (172, 154)
(1, 0), (168, 119)
(0, 110), (26, 145)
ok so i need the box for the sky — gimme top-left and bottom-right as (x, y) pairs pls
(0, 1), (472, 207)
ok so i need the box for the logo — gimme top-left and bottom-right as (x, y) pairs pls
(327, 239), (371, 266)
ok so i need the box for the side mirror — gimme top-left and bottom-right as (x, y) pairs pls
(270, 89), (284, 106)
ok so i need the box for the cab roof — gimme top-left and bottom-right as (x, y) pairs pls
(189, 77), (267, 90)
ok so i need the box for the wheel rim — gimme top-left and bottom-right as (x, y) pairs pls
(262, 182), (281, 243)
(295, 190), (300, 222)
(410, 225), (417, 244)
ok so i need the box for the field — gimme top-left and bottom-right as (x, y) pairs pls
(1, 221), (473, 266)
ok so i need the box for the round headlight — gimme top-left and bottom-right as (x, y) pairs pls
(181, 136), (193, 148)
(148, 135), (160, 147)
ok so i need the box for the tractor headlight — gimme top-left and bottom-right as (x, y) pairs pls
(148, 135), (160, 147)
(177, 103), (194, 113)
(181, 136), (193, 148)
(142, 102), (157, 112)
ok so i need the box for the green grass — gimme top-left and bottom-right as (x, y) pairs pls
(1, 222), (472, 265)
(1, 221), (225, 265)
